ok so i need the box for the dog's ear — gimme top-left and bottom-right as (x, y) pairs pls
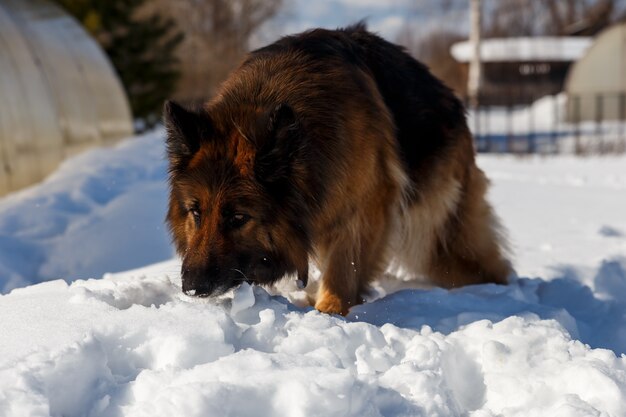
(163, 100), (212, 168)
(255, 103), (302, 183)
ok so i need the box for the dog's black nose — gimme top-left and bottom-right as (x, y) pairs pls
(182, 280), (213, 297)
(182, 265), (221, 297)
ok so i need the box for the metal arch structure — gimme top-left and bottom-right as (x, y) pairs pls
(0, 0), (133, 195)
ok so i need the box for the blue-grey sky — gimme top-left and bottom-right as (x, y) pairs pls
(255, 0), (469, 46)
(255, 0), (626, 46)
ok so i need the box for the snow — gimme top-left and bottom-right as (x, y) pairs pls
(0, 130), (173, 292)
(1, 131), (626, 416)
(451, 37), (593, 63)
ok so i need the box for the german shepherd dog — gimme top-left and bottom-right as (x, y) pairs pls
(164, 24), (510, 315)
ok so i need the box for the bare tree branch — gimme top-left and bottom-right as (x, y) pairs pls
(152, 0), (282, 103)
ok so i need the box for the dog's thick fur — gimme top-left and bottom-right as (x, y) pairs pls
(164, 24), (510, 315)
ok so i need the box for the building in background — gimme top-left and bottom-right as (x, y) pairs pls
(566, 21), (626, 122)
(451, 37), (592, 105)
(0, 0), (133, 196)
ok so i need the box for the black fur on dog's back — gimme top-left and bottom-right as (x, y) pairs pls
(253, 23), (469, 190)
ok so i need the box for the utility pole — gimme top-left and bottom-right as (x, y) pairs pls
(468, 0), (482, 109)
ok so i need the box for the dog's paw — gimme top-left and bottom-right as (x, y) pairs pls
(315, 292), (349, 316)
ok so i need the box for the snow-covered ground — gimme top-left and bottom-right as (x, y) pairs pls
(1, 131), (626, 416)
(0, 131), (173, 292)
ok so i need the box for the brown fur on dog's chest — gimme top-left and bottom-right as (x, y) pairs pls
(164, 24), (510, 315)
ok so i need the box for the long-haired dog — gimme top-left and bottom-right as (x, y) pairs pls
(164, 24), (510, 315)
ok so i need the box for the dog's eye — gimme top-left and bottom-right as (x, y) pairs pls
(189, 207), (201, 226)
(228, 213), (250, 229)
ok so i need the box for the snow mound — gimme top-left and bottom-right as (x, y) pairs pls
(0, 130), (173, 292)
(2, 131), (626, 415)
(2, 265), (626, 417)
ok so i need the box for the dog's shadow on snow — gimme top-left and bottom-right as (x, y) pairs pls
(347, 258), (626, 355)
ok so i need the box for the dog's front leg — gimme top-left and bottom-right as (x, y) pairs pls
(314, 238), (360, 315)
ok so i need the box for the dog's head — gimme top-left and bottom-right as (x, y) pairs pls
(164, 101), (310, 297)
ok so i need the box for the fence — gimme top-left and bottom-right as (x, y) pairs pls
(469, 93), (626, 154)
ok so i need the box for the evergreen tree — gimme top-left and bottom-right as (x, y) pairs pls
(52, 0), (184, 129)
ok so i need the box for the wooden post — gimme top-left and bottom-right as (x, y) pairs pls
(468, 0), (482, 110)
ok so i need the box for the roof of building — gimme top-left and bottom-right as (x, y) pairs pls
(451, 37), (593, 63)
